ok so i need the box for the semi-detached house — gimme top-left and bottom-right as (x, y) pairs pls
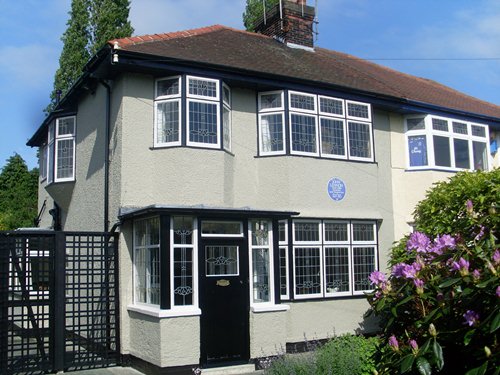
(27, 1), (500, 373)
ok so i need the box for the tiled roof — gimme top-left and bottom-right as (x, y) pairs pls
(109, 25), (500, 119)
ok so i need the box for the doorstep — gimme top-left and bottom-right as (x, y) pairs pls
(201, 364), (262, 375)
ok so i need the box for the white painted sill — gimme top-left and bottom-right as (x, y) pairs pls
(251, 304), (290, 313)
(127, 304), (201, 318)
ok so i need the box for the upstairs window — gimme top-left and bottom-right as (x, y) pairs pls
(42, 116), (76, 184)
(406, 115), (489, 171)
(258, 90), (373, 161)
(154, 75), (230, 151)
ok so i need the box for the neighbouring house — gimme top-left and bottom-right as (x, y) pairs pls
(27, 0), (500, 373)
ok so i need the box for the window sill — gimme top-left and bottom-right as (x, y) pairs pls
(127, 304), (202, 318)
(251, 304), (290, 313)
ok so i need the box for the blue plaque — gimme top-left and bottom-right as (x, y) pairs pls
(327, 177), (346, 201)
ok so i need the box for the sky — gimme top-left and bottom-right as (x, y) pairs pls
(0, 0), (499, 170)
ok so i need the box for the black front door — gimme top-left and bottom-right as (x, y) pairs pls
(199, 236), (249, 366)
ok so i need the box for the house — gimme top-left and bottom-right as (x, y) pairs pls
(27, 0), (500, 373)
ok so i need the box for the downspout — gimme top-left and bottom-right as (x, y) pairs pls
(100, 79), (111, 233)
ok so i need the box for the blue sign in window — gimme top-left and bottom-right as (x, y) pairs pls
(327, 177), (346, 201)
(408, 135), (428, 167)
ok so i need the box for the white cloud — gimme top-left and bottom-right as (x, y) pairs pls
(130, 0), (247, 35)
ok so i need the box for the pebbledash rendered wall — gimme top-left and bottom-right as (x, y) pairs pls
(116, 73), (395, 366)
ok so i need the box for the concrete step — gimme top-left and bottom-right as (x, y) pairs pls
(201, 364), (262, 375)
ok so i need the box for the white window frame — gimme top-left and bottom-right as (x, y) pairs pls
(258, 90), (285, 112)
(351, 221), (378, 296)
(154, 76), (182, 148)
(54, 116), (76, 183)
(133, 217), (161, 307)
(279, 220), (290, 300)
(346, 120), (374, 162)
(39, 144), (48, 182)
(288, 91), (317, 115)
(170, 217), (199, 312)
(405, 114), (490, 172)
(258, 112), (286, 156)
(186, 75), (220, 101)
(318, 95), (345, 118)
(346, 100), (372, 122)
(248, 220), (275, 306)
(186, 99), (221, 149)
(289, 111), (319, 157)
(222, 82), (232, 152)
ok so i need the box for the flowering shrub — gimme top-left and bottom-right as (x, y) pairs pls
(368, 202), (499, 374)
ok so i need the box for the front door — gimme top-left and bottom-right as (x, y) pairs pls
(199, 235), (249, 366)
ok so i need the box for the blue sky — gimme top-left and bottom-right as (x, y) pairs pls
(1, 0), (499, 170)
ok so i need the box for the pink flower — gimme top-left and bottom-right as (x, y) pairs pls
(451, 258), (470, 276)
(414, 278), (424, 294)
(407, 232), (431, 253)
(496, 286), (500, 298)
(493, 250), (500, 265)
(369, 270), (386, 286)
(433, 234), (456, 254)
(463, 310), (479, 326)
(474, 226), (486, 241)
(472, 269), (481, 280)
(466, 199), (474, 214)
(388, 335), (399, 351)
(409, 339), (418, 353)
(392, 263), (419, 279)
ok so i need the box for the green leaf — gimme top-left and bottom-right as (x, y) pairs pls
(464, 329), (475, 346)
(438, 278), (461, 288)
(465, 361), (488, 375)
(400, 354), (415, 373)
(416, 357), (432, 375)
(432, 340), (444, 370)
(490, 311), (500, 333)
(396, 295), (413, 307)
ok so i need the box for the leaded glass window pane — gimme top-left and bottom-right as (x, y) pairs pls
(432, 118), (448, 131)
(454, 138), (470, 169)
(201, 221), (242, 236)
(56, 138), (74, 180)
(39, 145), (47, 180)
(353, 247), (375, 292)
(57, 117), (75, 136)
(291, 114), (317, 154)
(173, 216), (193, 245)
(294, 247), (321, 295)
(319, 97), (343, 116)
(173, 247), (193, 306)
(252, 248), (270, 302)
(278, 221), (287, 243)
(452, 122), (468, 135)
(352, 223), (375, 242)
(347, 102), (370, 119)
(157, 78), (180, 97)
(471, 125), (486, 138)
(320, 117), (345, 156)
(324, 222), (348, 242)
(279, 247), (288, 298)
(188, 77), (217, 98)
(260, 113), (284, 153)
(433, 135), (451, 167)
(348, 121), (372, 159)
(205, 246), (238, 276)
(290, 93), (316, 112)
(223, 106), (231, 151)
(294, 222), (320, 242)
(407, 117), (426, 131)
(251, 221), (269, 246)
(188, 101), (218, 144)
(473, 141), (487, 170)
(223, 85), (231, 106)
(259, 92), (282, 110)
(156, 100), (180, 144)
(325, 247), (350, 293)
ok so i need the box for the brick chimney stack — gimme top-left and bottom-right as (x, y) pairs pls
(254, 0), (316, 49)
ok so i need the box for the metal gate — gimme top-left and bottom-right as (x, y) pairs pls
(0, 231), (120, 374)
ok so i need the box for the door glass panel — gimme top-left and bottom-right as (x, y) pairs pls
(205, 246), (239, 276)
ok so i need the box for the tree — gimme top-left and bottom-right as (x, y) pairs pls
(0, 154), (39, 230)
(48, 0), (133, 110)
(88, 0), (134, 55)
(243, 0), (280, 31)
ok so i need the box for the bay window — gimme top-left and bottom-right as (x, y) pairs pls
(154, 75), (230, 151)
(406, 115), (489, 171)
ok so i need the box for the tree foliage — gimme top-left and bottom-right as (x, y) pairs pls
(368, 170), (500, 374)
(48, 0), (133, 110)
(0, 154), (39, 230)
(243, 0), (280, 31)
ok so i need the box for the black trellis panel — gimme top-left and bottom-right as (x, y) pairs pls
(0, 231), (120, 375)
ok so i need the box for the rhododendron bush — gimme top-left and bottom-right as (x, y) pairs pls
(367, 170), (499, 375)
